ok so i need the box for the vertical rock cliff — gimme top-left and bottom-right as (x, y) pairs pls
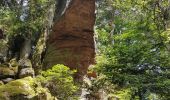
(44, 0), (96, 81)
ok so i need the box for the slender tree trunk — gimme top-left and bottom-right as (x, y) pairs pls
(20, 38), (32, 59)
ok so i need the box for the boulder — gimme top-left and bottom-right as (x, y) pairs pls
(0, 77), (55, 100)
(0, 64), (18, 79)
(0, 66), (16, 76)
(18, 58), (32, 68)
(19, 68), (35, 78)
(18, 59), (33, 78)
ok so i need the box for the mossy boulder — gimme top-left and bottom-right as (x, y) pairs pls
(18, 59), (34, 78)
(0, 77), (55, 100)
(0, 64), (18, 78)
(0, 67), (15, 76)
(18, 59), (32, 68)
(19, 68), (35, 78)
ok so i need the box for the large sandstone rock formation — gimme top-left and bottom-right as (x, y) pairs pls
(44, 0), (96, 81)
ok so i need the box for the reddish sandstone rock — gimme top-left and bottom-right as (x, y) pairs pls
(44, 0), (96, 81)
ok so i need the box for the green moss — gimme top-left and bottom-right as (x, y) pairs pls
(0, 77), (35, 98)
(0, 77), (55, 100)
(0, 64), (18, 75)
(0, 67), (15, 75)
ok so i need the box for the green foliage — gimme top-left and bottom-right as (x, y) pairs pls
(0, 0), (54, 40)
(37, 64), (78, 100)
(95, 0), (170, 99)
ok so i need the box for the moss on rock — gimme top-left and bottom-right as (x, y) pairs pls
(0, 77), (55, 100)
(0, 67), (16, 76)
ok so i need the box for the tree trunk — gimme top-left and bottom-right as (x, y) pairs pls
(43, 0), (96, 81)
(20, 38), (32, 59)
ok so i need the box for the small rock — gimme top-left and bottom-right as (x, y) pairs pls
(2, 78), (14, 84)
(19, 68), (35, 78)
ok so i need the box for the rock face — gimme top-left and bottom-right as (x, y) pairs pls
(44, 0), (96, 81)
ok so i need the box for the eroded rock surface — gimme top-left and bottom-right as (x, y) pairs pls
(44, 0), (96, 81)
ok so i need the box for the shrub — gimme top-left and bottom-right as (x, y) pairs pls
(37, 64), (78, 100)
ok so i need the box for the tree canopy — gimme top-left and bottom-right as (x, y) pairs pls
(95, 0), (170, 99)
